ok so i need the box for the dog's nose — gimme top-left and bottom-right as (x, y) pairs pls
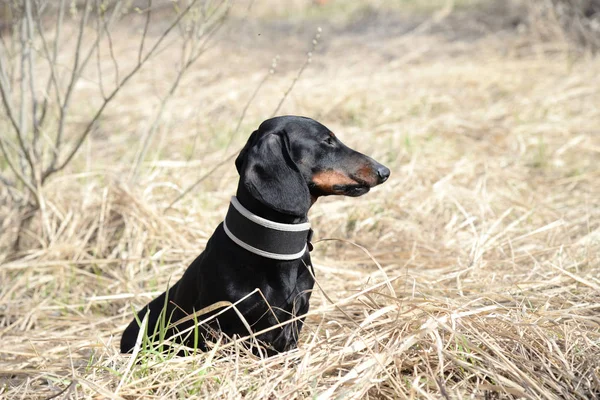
(376, 166), (390, 183)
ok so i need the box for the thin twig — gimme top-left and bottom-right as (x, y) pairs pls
(0, 19), (37, 200)
(224, 56), (278, 152)
(49, 0), (120, 170)
(0, 48), (20, 138)
(271, 27), (321, 117)
(49, 0), (92, 173)
(129, 48), (190, 181)
(100, 2), (120, 87)
(36, 0), (65, 129)
(2, 8), (17, 85)
(42, 0), (203, 183)
(24, 0), (40, 158)
(17, 9), (37, 183)
(95, 0), (107, 100)
(165, 150), (239, 211)
(18, 12), (27, 139)
(0, 136), (39, 203)
(130, 2), (229, 180)
(138, 0), (152, 64)
(0, 37), (11, 93)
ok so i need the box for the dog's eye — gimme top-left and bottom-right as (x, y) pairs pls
(324, 137), (335, 146)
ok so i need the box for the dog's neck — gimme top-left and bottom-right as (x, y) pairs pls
(235, 185), (309, 225)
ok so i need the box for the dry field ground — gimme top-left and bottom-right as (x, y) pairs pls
(1, 0), (600, 398)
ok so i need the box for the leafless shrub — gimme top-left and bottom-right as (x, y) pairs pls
(0, 0), (229, 252)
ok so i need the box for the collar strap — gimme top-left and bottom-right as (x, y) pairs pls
(223, 196), (313, 260)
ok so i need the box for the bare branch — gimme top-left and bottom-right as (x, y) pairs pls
(0, 136), (39, 204)
(0, 29), (12, 96)
(0, 167), (22, 203)
(49, 0), (91, 173)
(73, 0), (123, 96)
(224, 56), (278, 152)
(271, 27), (322, 117)
(24, 0), (40, 159)
(101, 5), (120, 87)
(46, 0), (119, 171)
(163, 18), (255, 209)
(0, 40), (14, 102)
(78, 2), (123, 77)
(1, 8), (18, 85)
(18, 14), (27, 135)
(0, 21), (8, 53)
(42, 0), (205, 183)
(51, 0), (66, 67)
(165, 150), (239, 212)
(138, 0), (152, 64)
(18, 10), (37, 181)
(94, 0), (107, 100)
(189, 1), (230, 61)
(37, 0), (66, 129)
(130, 1), (229, 181)
(0, 16), (37, 189)
(130, 38), (193, 181)
(49, 0), (124, 172)
(130, 60), (187, 180)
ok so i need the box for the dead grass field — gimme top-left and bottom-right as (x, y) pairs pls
(1, 0), (600, 398)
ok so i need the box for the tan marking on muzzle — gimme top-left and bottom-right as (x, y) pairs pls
(353, 164), (378, 186)
(312, 170), (356, 193)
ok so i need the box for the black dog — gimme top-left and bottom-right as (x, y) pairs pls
(120, 116), (390, 356)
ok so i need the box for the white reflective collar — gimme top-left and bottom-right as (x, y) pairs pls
(222, 196), (312, 261)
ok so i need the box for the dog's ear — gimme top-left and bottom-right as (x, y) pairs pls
(235, 129), (260, 175)
(236, 132), (310, 216)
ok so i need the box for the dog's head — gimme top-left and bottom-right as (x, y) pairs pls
(235, 116), (390, 216)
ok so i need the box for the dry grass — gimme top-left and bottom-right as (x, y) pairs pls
(528, 0), (600, 52)
(1, 1), (600, 398)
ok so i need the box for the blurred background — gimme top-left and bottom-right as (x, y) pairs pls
(1, 0), (599, 398)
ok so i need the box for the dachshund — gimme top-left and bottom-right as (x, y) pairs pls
(120, 115), (390, 356)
